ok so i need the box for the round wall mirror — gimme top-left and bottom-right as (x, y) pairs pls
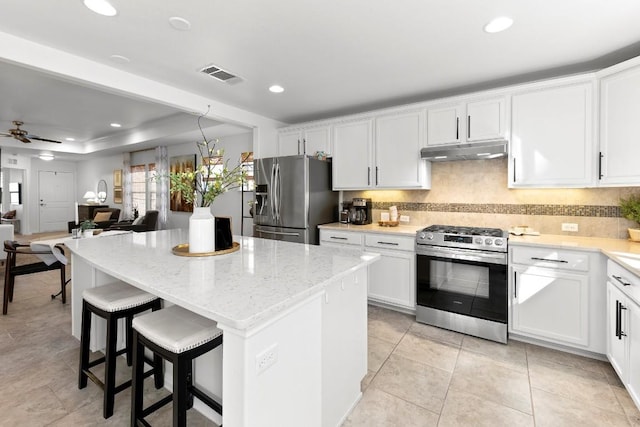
(97, 179), (108, 203)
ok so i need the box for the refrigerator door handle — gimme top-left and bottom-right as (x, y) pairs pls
(270, 162), (276, 220)
(275, 162), (281, 221)
(255, 227), (300, 237)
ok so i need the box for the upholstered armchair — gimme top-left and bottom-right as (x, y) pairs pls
(107, 210), (158, 232)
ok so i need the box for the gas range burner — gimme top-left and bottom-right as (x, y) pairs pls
(422, 225), (505, 238)
(417, 224), (508, 252)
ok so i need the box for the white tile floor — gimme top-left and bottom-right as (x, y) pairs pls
(1, 241), (640, 426)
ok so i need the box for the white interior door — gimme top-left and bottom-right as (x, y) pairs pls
(39, 171), (74, 232)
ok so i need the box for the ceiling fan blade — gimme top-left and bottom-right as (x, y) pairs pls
(26, 135), (62, 144)
(17, 135), (31, 143)
(0, 133), (13, 137)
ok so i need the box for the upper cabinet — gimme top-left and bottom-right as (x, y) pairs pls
(277, 125), (332, 157)
(332, 119), (374, 189)
(426, 97), (506, 146)
(599, 60), (640, 186)
(509, 79), (595, 188)
(332, 110), (430, 190)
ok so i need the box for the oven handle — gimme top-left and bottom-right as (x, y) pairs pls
(416, 245), (507, 265)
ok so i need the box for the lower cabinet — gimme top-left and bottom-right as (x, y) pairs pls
(606, 260), (640, 408)
(509, 245), (606, 354)
(320, 229), (416, 312)
(511, 264), (588, 346)
(322, 267), (367, 427)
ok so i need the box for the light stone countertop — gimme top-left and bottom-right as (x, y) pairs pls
(510, 234), (640, 277)
(318, 222), (423, 237)
(66, 229), (379, 330)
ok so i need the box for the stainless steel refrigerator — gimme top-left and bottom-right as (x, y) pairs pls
(253, 155), (338, 245)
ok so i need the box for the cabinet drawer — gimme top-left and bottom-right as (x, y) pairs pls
(511, 246), (589, 272)
(320, 230), (362, 246)
(364, 234), (414, 252)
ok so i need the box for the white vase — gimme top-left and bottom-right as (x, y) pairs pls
(189, 207), (215, 253)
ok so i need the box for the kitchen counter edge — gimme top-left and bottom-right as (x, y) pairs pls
(318, 222), (422, 236)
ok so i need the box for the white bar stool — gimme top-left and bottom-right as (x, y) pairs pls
(78, 281), (162, 419)
(131, 304), (223, 427)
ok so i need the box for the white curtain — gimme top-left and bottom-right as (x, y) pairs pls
(155, 146), (169, 229)
(122, 152), (133, 219)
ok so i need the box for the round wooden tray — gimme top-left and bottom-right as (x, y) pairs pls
(171, 241), (240, 257)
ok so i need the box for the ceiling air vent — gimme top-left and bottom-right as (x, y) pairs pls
(199, 64), (243, 84)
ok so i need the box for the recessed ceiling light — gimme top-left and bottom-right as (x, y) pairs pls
(484, 16), (513, 33)
(65, 137), (76, 141)
(83, 0), (117, 17)
(169, 16), (191, 31)
(269, 85), (284, 93)
(110, 123), (122, 128)
(39, 153), (55, 161)
(109, 54), (130, 64)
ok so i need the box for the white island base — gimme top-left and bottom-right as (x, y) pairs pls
(67, 231), (375, 426)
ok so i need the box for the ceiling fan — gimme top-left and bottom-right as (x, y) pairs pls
(0, 120), (62, 144)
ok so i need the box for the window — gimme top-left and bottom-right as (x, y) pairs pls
(130, 163), (156, 216)
(241, 152), (254, 191)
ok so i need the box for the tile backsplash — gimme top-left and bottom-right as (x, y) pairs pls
(343, 158), (640, 239)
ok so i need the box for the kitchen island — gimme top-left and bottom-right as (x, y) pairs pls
(66, 229), (379, 427)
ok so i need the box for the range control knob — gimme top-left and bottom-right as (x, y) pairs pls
(494, 239), (504, 246)
(474, 237), (483, 244)
(419, 232), (427, 240)
(426, 233), (434, 240)
(484, 238), (493, 245)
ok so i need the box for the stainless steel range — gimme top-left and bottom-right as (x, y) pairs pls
(415, 225), (508, 343)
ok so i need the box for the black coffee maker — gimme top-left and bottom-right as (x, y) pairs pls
(351, 198), (372, 225)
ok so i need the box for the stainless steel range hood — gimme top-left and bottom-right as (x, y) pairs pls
(420, 139), (508, 162)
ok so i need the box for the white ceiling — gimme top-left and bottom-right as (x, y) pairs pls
(1, 0), (640, 159)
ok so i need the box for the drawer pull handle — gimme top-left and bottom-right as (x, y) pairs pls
(330, 236), (348, 240)
(613, 275), (631, 286)
(530, 257), (568, 263)
(377, 241), (399, 246)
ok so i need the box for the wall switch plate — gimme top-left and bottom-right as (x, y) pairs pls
(399, 215), (410, 222)
(256, 343), (278, 374)
(561, 223), (579, 232)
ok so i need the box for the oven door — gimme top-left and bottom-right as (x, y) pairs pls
(416, 251), (507, 324)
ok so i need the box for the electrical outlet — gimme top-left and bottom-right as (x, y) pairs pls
(561, 223), (579, 232)
(399, 215), (410, 223)
(255, 344), (278, 374)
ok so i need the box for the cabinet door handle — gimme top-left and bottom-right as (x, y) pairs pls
(297, 139), (301, 155)
(330, 236), (348, 240)
(530, 257), (568, 263)
(513, 271), (517, 299)
(613, 275), (631, 286)
(377, 241), (399, 246)
(375, 166), (379, 185)
(621, 303), (628, 338)
(456, 117), (459, 140)
(616, 300), (621, 339)
(467, 115), (471, 139)
(598, 152), (604, 180)
(513, 157), (516, 182)
(303, 138), (306, 155)
(367, 167), (371, 186)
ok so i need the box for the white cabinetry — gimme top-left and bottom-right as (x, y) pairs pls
(332, 119), (373, 189)
(333, 112), (429, 190)
(322, 267), (367, 427)
(374, 110), (428, 189)
(364, 234), (416, 311)
(319, 229), (416, 312)
(510, 80), (595, 187)
(278, 126), (332, 157)
(599, 60), (640, 186)
(426, 97), (506, 146)
(606, 260), (640, 409)
(509, 245), (605, 353)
